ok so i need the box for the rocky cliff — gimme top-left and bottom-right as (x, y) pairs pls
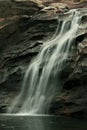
(0, 0), (87, 118)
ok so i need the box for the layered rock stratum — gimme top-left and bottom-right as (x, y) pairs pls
(0, 0), (87, 118)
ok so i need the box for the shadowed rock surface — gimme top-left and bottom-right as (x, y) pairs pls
(0, 0), (87, 118)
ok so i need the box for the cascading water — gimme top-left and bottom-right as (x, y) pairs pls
(8, 9), (81, 114)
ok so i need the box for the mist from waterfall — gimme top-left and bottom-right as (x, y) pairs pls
(8, 9), (81, 115)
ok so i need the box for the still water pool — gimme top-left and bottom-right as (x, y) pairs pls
(0, 115), (87, 130)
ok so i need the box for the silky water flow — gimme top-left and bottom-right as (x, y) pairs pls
(8, 10), (82, 115)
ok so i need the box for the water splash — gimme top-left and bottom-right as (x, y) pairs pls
(8, 10), (81, 114)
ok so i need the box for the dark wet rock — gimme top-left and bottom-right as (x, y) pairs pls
(0, 0), (87, 118)
(0, 0), (59, 112)
(50, 19), (87, 118)
(0, 0), (41, 17)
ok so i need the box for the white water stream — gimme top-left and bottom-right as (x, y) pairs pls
(8, 10), (81, 114)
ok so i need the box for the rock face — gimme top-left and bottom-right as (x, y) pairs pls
(49, 14), (87, 118)
(0, 0), (87, 118)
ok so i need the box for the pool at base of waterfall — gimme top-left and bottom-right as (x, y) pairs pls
(0, 115), (87, 130)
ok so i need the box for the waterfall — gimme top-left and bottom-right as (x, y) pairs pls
(8, 9), (81, 114)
